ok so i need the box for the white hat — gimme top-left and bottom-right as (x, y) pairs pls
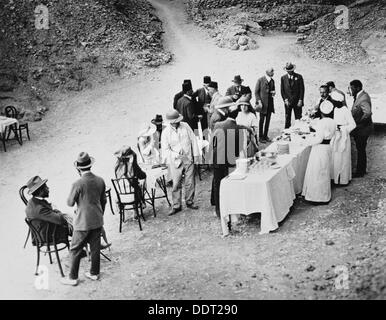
(330, 91), (344, 102)
(138, 123), (156, 137)
(320, 100), (334, 115)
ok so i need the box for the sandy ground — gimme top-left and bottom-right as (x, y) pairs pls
(0, 0), (385, 299)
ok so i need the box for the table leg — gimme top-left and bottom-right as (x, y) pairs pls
(220, 215), (230, 237)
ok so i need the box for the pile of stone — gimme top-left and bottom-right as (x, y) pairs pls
(0, 0), (171, 120)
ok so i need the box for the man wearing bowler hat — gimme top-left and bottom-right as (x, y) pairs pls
(226, 75), (252, 103)
(193, 76), (212, 132)
(61, 152), (106, 286)
(161, 110), (200, 215)
(280, 62), (305, 128)
(25, 176), (73, 245)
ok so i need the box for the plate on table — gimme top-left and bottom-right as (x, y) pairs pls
(270, 164), (281, 169)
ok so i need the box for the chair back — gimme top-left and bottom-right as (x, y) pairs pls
(25, 218), (58, 247)
(111, 177), (139, 205)
(5, 106), (17, 119)
(19, 185), (29, 206)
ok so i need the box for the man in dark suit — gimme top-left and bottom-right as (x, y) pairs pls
(226, 75), (252, 103)
(25, 176), (73, 245)
(210, 106), (246, 217)
(255, 67), (276, 142)
(280, 62), (305, 128)
(62, 152), (107, 286)
(193, 76), (212, 132)
(349, 80), (373, 177)
(176, 82), (199, 131)
(173, 79), (192, 109)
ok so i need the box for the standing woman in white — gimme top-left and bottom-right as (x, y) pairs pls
(330, 91), (356, 185)
(302, 100), (337, 203)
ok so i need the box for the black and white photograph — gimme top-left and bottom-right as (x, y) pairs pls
(1, 0), (386, 303)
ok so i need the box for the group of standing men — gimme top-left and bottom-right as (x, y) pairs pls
(173, 62), (305, 143)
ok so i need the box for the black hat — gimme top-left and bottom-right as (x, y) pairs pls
(203, 76), (211, 84)
(208, 81), (218, 90)
(151, 114), (163, 125)
(232, 75), (243, 84)
(183, 79), (192, 86)
(182, 82), (192, 93)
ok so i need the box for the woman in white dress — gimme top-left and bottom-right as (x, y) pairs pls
(236, 96), (259, 156)
(330, 91), (356, 185)
(302, 100), (337, 203)
(137, 123), (160, 165)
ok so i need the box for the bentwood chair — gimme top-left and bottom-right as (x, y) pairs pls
(5, 105), (30, 144)
(111, 177), (145, 233)
(25, 218), (69, 277)
(19, 185), (31, 249)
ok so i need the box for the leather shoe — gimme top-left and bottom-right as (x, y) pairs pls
(259, 138), (267, 143)
(187, 203), (199, 210)
(264, 137), (272, 142)
(168, 207), (181, 216)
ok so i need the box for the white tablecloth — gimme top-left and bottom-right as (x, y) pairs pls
(0, 116), (18, 134)
(219, 142), (311, 235)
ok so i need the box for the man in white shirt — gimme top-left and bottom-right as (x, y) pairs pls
(161, 110), (200, 215)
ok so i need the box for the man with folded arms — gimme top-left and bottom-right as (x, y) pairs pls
(61, 152), (106, 286)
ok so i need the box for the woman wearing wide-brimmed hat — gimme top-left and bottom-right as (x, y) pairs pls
(236, 96), (259, 157)
(137, 123), (160, 165)
(302, 101), (337, 203)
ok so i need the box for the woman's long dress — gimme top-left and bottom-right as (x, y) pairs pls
(331, 106), (356, 185)
(302, 117), (337, 202)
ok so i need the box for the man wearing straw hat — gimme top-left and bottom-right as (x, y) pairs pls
(280, 62), (305, 129)
(161, 110), (200, 215)
(61, 152), (107, 286)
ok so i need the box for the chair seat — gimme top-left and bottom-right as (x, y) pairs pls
(19, 121), (28, 127)
(119, 193), (135, 204)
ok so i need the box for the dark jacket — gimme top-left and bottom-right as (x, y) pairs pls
(225, 85), (252, 102)
(173, 91), (184, 109)
(25, 197), (69, 245)
(67, 172), (106, 231)
(209, 109), (227, 131)
(255, 76), (275, 114)
(210, 118), (246, 167)
(176, 95), (198, 130)
(193, 87), (210, 130)
(280, 73), (305, 107)
(351, 91), (373, 136)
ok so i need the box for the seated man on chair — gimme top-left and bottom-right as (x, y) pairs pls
(25, 176), (73, 244)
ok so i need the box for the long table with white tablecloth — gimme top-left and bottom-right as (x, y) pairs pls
(219, 142), (311, 236)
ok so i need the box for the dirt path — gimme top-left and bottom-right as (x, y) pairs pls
(1, 0), (385, 299)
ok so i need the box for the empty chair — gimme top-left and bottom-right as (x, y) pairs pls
(5, 105), (30, 144)
(111, 177), (145, 233)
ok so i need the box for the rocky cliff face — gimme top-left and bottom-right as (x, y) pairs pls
(0, 0), (171, 118)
